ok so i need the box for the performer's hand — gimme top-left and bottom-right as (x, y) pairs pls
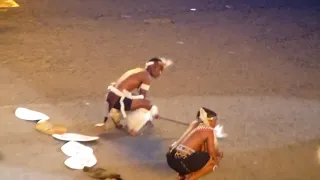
(215, 149), (223, 158)
(218, 151), (223, 158)
(211, 158), (219, 169)
(215, 158), (220, 166)
(212, 164), (218, 172)
(154, 115), (160, 120)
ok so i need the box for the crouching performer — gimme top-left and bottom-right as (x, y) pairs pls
(166, 107), (223, 180)
(103, 57), (173, 136)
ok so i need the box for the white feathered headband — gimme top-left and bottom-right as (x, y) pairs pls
(145, 57), (173, 69)
(198, 107), (217, 126)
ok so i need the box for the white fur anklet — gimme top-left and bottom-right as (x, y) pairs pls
(150, 105), (159, 117)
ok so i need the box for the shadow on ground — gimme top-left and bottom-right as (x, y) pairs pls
(0, 152), (3, 161)
(214, 138), (320, 180)
(100, 130), (165, 163)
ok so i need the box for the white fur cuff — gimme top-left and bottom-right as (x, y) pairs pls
(150, 105), (159, 117)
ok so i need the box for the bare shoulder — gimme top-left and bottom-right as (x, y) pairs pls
(139, 70), (151, 81)
(140, 69), (149, 76)
(196, 124), (214, 134)
(192, 126), (213, 141)
(128, 68), (147, 79)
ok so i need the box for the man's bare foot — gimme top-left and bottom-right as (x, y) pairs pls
(113, 122), (123, 129)
(177, 174), (185, 180)
(129, 130), (138, 136)
(115, 124), (123, 129)
(94, 123), (105, 127)
(185, 174), (195, 180)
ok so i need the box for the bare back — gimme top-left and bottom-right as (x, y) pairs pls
(106, 68), (151, 109)
(115, 68), (150, 92)
(181, 125), (216, 157)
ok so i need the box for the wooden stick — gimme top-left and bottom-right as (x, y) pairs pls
(158, 116), (189, 126)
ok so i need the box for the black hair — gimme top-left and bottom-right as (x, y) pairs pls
(196, 107), (217, 119)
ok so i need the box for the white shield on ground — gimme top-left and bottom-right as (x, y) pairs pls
(64, 153), (97, 170)
(61, 141), (93, 157)
(52, 133), (99, 142)
(125, 108), (152, 134)
(15, 107), (50, 121)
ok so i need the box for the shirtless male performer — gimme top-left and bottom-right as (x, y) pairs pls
(103, 57), (173, 135)
(166, 107), (223, 180)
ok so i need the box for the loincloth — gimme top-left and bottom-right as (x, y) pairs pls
(106, 84), (144, 118)
(166, 144), (210, 175)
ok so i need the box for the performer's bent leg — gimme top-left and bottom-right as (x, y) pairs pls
(127, 100), (154, 136)
(186, 157), (215, 180)
(131, 99), (158, 118)
(130, 99), (152, 111)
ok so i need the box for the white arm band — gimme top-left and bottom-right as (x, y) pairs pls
(140, 83), (150, 91)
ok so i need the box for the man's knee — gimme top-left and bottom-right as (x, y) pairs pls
(201, 156), (215, 168)
(204, 157), (218, 171)
(132, 99), (152, 110)
(208, 158), (215, 166)
(131, 100), (159, 118)
(141, 99), (152, 109)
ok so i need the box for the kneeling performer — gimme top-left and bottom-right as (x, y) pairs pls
(166, 107), (223, 180)
(103, 57), (173, 135)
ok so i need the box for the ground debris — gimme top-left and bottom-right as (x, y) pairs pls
(83, 166), (123, 180)
(143, 18), (174, 24)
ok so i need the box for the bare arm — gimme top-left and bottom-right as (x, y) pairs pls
(139, 72), (151, 98)
(201, 141), (208, 152)
(215, 149), (223, 158)
(206, 129), (217, 159)
(213, 135), (223, 158)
